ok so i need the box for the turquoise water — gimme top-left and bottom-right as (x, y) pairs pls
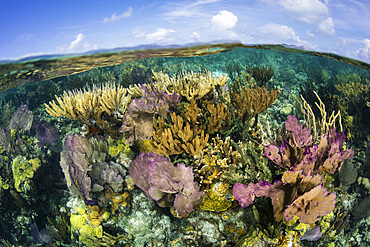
(0, 44), (369, 246)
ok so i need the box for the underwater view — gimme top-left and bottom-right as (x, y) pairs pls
(0, 43), (369, 247)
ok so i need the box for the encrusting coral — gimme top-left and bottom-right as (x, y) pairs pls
(199, 182), (232, 212)
(44, 82), (131, 129)
(12, 155), (39, 192)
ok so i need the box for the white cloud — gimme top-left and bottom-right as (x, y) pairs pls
(83, 41), (98, 51)
(355, 38), (370, 59)
(256, 23), (314, 48)
(212, 10), (238, 30)
(132, 27), (146, 38)
(306, 31), (315, 37)
(277, 0), (329, 23)
(191, 32), (200, 40)
(163, 0), (220, 20)
(56, 33), (97, 53)
(318, 17), (335, 35)
(68, 33), (85, 50)
(145, 28), (176, 41)
(341, 38), (354, 46)
(103, 6), (133, 23)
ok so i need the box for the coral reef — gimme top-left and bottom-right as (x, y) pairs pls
(2, 46), (370, 247)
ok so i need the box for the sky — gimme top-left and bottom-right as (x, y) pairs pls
(0, 0), (370, 64)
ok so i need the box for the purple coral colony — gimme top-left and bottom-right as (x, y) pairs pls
(0, 48), (370, 247)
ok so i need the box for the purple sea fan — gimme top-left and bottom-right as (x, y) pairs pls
(9, 104), (34, 131)
(35, 120), (61, 151)
(316, 127), (354, 174)
(100, 165), (124, 192)
(60, 134), (95, 204)
(129, 152), (204, 216)
(128, 152), (164, 198)
(264, 142), (291, 168)
(233, 180), (273, 208)
(285, 115), (312, 148)
(283, 185), (336, 224)
(149, 162), (204, 216)
(0, 127), (11, 152)
(30, 221), (51, 244)
(120, 86), (180, 143)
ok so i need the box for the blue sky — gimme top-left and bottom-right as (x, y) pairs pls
(0, 0), (369, 64)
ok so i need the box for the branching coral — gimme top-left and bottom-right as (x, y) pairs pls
(120, 85), (180, 143)
(152, 70), (228, 101)
(45, 82), (131, 129)
(335, 81), (366, 109)
(231, 86), (280, 123)
(246, 65), (274, 86)
(205, 101), (231, 134)
(193, 136), (241, 187)
(293, 91), (342, 142)
(184, 99), (201, 126)
(151, 112), (209, 156)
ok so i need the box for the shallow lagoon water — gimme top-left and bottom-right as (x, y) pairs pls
(0, 44), (369, 246)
